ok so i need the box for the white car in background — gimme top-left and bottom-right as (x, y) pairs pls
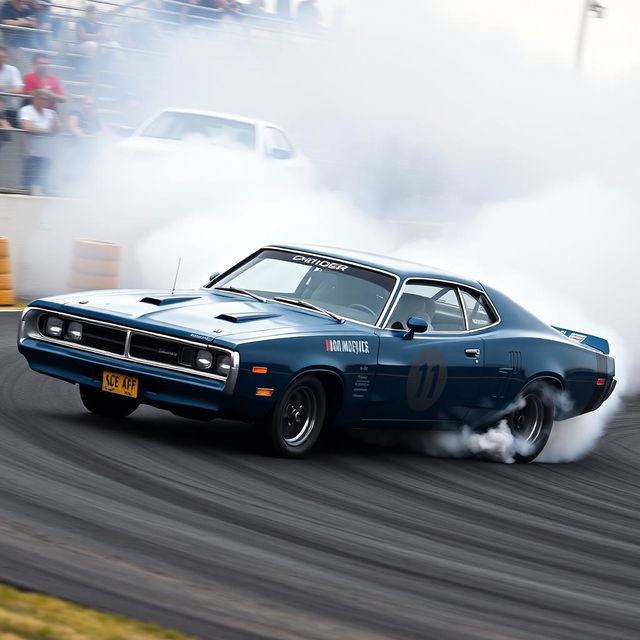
(119, 108), (305, 167)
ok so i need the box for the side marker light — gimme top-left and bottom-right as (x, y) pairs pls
(256, 388), (274, 397)
(252, 366), (268, 374)
(596, 378), (606, 386)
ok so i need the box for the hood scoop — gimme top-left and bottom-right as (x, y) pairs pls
(140, 296), (201, 306)
(217, 311), (280, 323)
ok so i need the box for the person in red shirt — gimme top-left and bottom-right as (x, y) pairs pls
(22, 53), (65, 110)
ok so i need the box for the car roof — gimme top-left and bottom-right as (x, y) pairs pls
(152, 108), (278, 129)
(268, 244), (483, 289)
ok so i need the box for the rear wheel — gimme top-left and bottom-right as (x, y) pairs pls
(508, 382), (555, 463)
(79, 385), (139, 419)
(260, 375), (326, 458)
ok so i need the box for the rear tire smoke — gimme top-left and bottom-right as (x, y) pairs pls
(507, 382), (555, 463)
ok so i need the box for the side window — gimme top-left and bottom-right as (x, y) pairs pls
(264, 127), (294, 160)
(460, 289), (497, 329)
(386, 282), (466, 332)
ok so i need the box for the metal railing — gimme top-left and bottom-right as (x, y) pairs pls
(0, 127), (103, 193)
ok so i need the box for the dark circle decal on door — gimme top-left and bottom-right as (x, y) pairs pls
(406, 347), (448, 412)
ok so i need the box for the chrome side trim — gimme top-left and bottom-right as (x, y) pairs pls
(224, 351), (241, 395)
(456, 286), (470, 332)
(380, 278), (502, 336)
(20, 307), (238, 387)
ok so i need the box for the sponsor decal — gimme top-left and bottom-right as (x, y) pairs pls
(325, 338), (370, 354)
(293, 255), (348, 272)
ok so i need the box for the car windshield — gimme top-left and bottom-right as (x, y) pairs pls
(211, 250), (396, 324)
(139, 112), (256, 149)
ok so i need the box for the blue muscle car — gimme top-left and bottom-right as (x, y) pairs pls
(18, 245), (616, 462)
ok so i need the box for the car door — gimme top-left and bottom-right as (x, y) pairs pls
(365, 280), (485, 427)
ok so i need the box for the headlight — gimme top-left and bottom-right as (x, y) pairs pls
(215, 353), (232, 377)
(65, 321), (83, 342)
(195, 349), (213, 370)
(45, 316), (64, 338)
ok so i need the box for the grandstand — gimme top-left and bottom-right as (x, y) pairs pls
(0, 0), (321, 193)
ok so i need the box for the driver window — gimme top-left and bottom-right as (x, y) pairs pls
(386, 282), (465, 332)
(264, 127), (294, 159)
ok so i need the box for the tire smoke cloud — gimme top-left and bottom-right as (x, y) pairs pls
(29, 1), (637, 461)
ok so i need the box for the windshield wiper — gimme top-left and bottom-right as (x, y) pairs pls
(273, 297), (344, 323)
(214, 286), (266, 302)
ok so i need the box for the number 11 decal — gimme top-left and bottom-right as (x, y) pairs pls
(407, 348), (448, 412)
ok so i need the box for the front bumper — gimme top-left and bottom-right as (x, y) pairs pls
(19, 337), (232, 414)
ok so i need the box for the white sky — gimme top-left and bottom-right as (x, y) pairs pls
(307, 0), (640, 78)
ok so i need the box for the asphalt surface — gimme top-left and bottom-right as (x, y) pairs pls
(1, 311), (639, 639)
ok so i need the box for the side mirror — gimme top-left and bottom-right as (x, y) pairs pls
(403, 316), (428, 340)
(208, 271), (220, 282)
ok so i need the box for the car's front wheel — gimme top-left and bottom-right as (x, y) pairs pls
(260, 375), (326, 458)
(79, 385), (140, 419)
(508, 382), (555, 463)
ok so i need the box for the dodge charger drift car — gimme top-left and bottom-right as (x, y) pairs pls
(18, 245), (616, 462)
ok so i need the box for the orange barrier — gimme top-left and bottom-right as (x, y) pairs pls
(69, 239), (121, 292)
(0, 237), (16, 306)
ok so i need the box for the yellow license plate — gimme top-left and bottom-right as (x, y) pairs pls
(102, 371), (139, 398)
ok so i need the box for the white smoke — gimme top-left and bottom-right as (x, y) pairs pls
(26, 1), (637, 462)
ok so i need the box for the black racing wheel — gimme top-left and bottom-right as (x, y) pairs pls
(260, 375), (326, 458)
(508, 382), (555, 463)
(79, 385), (140, 419)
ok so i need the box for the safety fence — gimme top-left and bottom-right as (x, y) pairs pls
(0, 128), (102, 193)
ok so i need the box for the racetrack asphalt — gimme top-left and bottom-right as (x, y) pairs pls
(1, 312), (639, 639)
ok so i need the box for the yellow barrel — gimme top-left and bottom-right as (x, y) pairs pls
(69, 239), (121, 292)
(0, 237), (15, 306)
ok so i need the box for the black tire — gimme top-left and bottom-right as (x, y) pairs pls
(260, 375), (326, 458)
(79, 385), (140, 419)
(508, 381), (555, 463)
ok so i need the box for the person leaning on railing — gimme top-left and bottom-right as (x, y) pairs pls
(67, 95), (103, 137)
(22, 52), (64, 110)
(0, 0), (38, 47)
(77, 4), (119, 59)
(0, 45), (22, 128)
(19, 87), (59, 195)
(0, 96), (13, 149)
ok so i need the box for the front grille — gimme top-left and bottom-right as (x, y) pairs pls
(37, 315), (127, 355)
(27, 308), (231, 381)
(81, 324), (127, 355)
(129, 333), (195, 367)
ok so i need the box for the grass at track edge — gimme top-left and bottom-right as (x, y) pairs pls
(0, 583), (194, 640)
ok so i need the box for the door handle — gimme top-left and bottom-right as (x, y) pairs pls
(465, 348), (481, 358)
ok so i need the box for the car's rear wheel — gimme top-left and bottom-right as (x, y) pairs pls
(508, 382), (555, 463)
(260, 375), (326, 458)
(79, 385), (140, 419)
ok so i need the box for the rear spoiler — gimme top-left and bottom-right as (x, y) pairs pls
(552, 326), (610, 355)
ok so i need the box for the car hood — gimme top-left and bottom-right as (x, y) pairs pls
(30, 289), (359, 348)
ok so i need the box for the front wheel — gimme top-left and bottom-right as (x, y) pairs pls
(508, 382), (555, 463)
(79, 385), (140, 419)
(260, 375), (326, 458)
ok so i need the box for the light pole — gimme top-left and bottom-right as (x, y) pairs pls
(575, 1), (606, 71)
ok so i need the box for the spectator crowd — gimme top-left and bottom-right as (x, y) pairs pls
(0, 0), (323, 194)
